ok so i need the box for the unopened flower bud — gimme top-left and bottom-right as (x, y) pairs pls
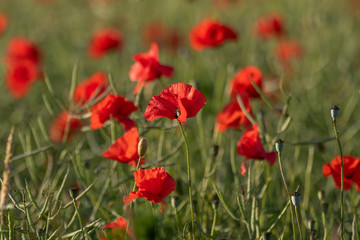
(193, 200), (198, 214)
(291, 192), (301, 206)
(321, 202), (329, 214)
(212, 199), (219, 210)
(330, 105), (339, 120)
(171, 196), (180, 208)
(317, 190), (325, 201)
(138, 138), (148, 157)
(275, 139), (284, 153)
(211, 145), (219, 158)
(69, 188), (79, 199)
(262, 232), (271, 240)
(307, 219), (315, 231)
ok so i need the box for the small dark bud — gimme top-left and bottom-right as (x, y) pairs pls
(193, 200), (198, 214)
(291, 192), (301, 206)
(307, 219), (315, 231)
(317, 190), (325, 201)
(69, 188), (79, 199)
(275, 139), (284, 153)
(171, 196), (180, 208)
(211, 199), (219, 210)
(321, 202), (329, 214)
(175, 108), (181, 118)
(263, 232), (271, 240)
(330, 105), (339, 120)
(211, 145), (219, 158)
(138, 138), (148, 157)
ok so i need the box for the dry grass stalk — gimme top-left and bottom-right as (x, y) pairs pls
(0, 127), (14, 224)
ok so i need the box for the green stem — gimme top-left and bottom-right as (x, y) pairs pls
(211, 209), (217, 236)
(178, 122), (195, 240)
(277, 152), (297, 240)
(294, 206), (303, 240)
(72, 197), (85, 240)
(332, 119), (344, 240)
(322, 212), (327, 240)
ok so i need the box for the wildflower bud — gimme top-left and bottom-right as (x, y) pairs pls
(69, 188), (79, 199)
(211, 199), (219, 210)
(275, 139), (284, 153)
(317, 190), (325, 201)
(291, 192), (301, 206)
(330, 105), (339, 120)
(193, 200), (198, 214)
(138, 138), (148, 157)
(171, 196), (180, 208)
(307, 219), (315, 231)
(211, 145), (219, 158)
(321, 202), (329, 214)
(262, 232), (271, 240)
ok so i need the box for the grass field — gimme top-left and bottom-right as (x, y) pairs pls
(0, 0), (360, 239)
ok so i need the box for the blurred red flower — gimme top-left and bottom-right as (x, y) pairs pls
(323, 155), (360, 191)
(237, 125), (276, 175)
(230, 66), (262, 98)
(101, 217), (128, 240)
(5, 61), (39, 98)
(90, 94), (137, 130)
(276, 40), (302, 65)
(144, 82), (206, 123)
(0, 13), (8, 36)
(123, 167), (176, 212)
(74, 72), (108, 105)
(102, 127), (145, 167)
(253, 13), (284, 39)
(49, 112), (83, 143)
(5, 37), (41, 66)
(216, 96), (252, 132)
(189, 19), (237, 51)
(142, 22), (182, 52)
(129, 43), (174, 94)
(88, 28), (122, 59)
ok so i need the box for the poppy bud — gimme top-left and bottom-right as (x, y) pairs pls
(307, 219), (315, 231)
(211, 145), (219, 158)
(211, 199), (219, 210)
(69, 188), (78, 199)
(193, 200), (198, 214)
(138, 138), (148, 157)
(330, 105), (339, 120)
(262, 232), (271, 240)
(171, 196), (180, 208)
(317, 190), (325, 201)
(275, 139), (284, 153)
(321, 202), (329, 214)
(291, 192), (301, 206)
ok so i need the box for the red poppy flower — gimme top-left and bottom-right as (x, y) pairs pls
(90, 94), (137, 130)
(49, 111), (83, 143)
(253, 13), (284, 39)
(100, 217), (128, 240)
(276, 40), (302, 64)
(88, 28), (122, 59)
(5, 37), (41, 66)
(144, 82), (206, 123)
(129, 43), (174, 94)
(0, 13), (8, 36)
(5, 61), (39, 98)
(216, 96), (252, 132)
(323, 155), (360, 191)
(189, 19), (237, 51)
(237, 125), (276, 175)
(73, 72), (108, 105)
(230, 66), (262, 98)
(123, 167), (176, 212)
(102, 127), (145, 167)
(142, 22), (182, 52)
